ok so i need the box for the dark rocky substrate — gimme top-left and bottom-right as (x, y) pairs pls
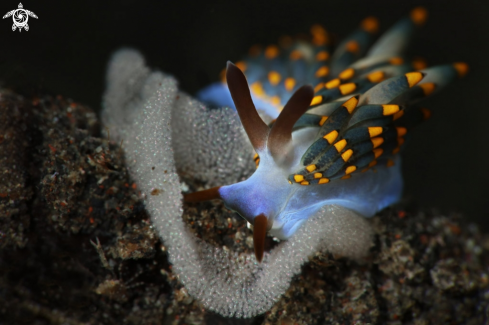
(0, 88), (488, 325)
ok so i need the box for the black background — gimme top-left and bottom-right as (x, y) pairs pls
(1, 0), (488, 228)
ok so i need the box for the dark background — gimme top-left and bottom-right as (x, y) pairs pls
(1, 0), (488, 228)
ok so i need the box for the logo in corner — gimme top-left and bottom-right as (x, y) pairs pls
(3, 3), (38, 32)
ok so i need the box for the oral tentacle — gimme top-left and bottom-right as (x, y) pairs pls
(253, 214), (268, 263)
(183, 186), (221, 203)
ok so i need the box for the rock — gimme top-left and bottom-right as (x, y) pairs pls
(0, 88), (488, 324)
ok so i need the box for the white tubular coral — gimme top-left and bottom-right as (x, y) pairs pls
(102, 49), (373, 318)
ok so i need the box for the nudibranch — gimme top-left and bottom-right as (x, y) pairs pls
(187, 7), (468, 262)
(101, 7), (467, 317)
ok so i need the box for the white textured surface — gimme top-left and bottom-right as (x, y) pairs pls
(101, 49), (373, 318)
(172, 93), (255, 187)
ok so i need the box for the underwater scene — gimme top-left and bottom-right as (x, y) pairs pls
(1, 1), (488, 324)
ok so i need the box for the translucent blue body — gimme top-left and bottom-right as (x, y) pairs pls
(194, 9), (464, 239)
